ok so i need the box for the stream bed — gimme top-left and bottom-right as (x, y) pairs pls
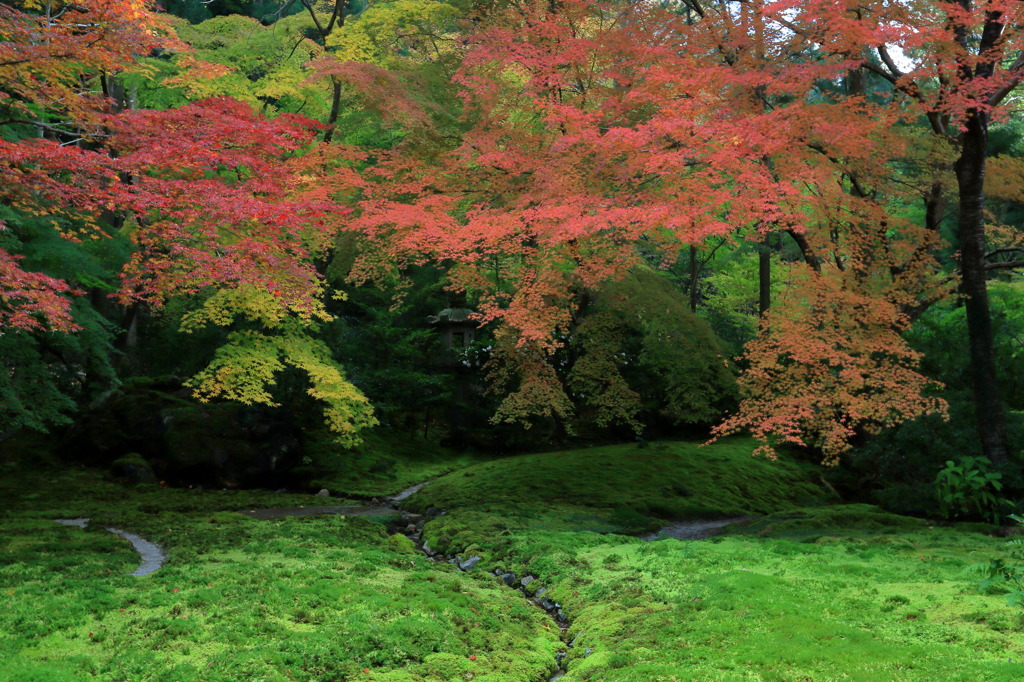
(55, 518), (166, 576)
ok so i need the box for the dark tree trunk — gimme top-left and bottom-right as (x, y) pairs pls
(323, 79), (342, 143)
(758, 245), (771, 317)
(954, 110), (1010, 466)
(688, 244), (699, 312)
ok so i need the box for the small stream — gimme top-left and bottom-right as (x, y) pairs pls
(52, 481), (755, 680)
(642, 516), (759, 541)
(55, 518), (166, 576)
(237, 479), (574, 681)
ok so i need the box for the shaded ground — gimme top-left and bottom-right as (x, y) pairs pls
(238, 504), (398, 520)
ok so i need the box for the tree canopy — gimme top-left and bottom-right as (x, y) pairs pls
(1, 0), (1022, 469)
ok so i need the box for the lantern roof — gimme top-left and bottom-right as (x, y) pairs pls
(433, 307), (475, 324)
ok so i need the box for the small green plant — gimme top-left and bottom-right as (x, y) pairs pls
(935, 456), (1009, 523)
(970, 514), (1024, 607)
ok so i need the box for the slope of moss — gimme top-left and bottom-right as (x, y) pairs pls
(408, 437), (833, 527)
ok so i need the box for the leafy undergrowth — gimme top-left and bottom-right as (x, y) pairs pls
(0, 467), (559, 681)
(408, 438), (834, 534)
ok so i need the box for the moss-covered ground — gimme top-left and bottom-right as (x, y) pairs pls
(0, 457), (559, 681)
(408, 440), (1024, 680)
(302, 429), (489, 498)
(409, 438), (834, 541)
(5, 437), (1024, 680)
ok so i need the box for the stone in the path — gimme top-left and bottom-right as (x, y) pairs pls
(316, 488), (330, 497)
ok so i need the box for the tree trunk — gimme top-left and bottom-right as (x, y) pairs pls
(323, 79), (342, 143)
(954, 110), (1011, 466)
(758, 243), (771, 317)
(688, 244), (699, 312)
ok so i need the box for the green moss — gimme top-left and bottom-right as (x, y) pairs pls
(408, 437), (833, 527)
(730, 504), (931, 540)
(0, 471), (559, 681)
(302, 428), (488, 497)
(388, 533), (418, 554)
(7, 435), (1024, 680)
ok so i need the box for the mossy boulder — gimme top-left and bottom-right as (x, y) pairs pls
(109, 452), (156, 484)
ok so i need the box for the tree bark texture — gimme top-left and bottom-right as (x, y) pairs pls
(954, 109), (1011, 465)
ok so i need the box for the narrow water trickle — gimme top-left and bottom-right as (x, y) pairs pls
(245, 480), (574, 680)
(54, 518), (166, 576)
(643, 515), (759, 541)
(389, 494), (574, 682)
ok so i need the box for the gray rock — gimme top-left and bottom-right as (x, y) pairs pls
(535, 586), (547, 598)
(521, 575), (535, 587)
(500, 572), (517, 586)
(316, 488), (330, 497)
(425, 507), (442, 517)
(459, 555), (482, 571)
(584, 647), (593, 658)
(422, 540), (435, 556)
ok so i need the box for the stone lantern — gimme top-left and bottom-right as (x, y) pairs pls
(429, 306), (478, 445)
(430, 307), (478, 361)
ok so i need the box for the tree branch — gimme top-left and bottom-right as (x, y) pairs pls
(988, 51), (1024, 107)
(985, 260), (1024, 271)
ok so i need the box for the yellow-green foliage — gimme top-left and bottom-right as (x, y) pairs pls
(186, 329), (376, 445)
(182, 287), (377, 445)
(167, 14), (329, 115)
(327, 0), (463, 66)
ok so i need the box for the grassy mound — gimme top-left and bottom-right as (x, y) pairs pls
(301, 429), (489, 498)
(408, 438), (833, 530)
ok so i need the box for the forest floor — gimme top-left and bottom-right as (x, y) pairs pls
(3, 437), (1024, 681)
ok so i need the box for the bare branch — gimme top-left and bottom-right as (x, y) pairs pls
(985, 260), (1024, 271)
